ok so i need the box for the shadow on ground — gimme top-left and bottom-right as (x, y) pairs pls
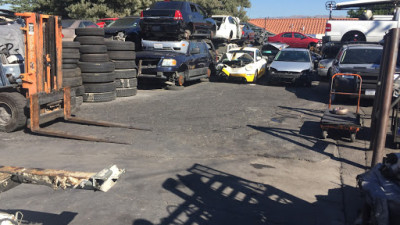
(0, 210), (77, 225)
(133, 164), (361, 225)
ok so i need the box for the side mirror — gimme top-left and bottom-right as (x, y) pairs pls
(190, 47), (200, 54)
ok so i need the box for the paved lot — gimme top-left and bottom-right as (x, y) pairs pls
(0, 79), (383, 225)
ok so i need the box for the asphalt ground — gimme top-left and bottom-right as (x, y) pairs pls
(0, 77), (391, 225)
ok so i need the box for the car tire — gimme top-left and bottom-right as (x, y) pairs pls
(62, 52), (80, 59)
(113, 60), (136, 69)
(62, 59), (79, 64)
(84, 82), (116, 93)
(80, 45), (107, 54)
(116, 87), (137, 97)
(83, 91), (116, 103)
(115, 78), (137, 88)
(62, 41), (80, 49)
(108, 51), (136, 60)
(63, 77), (83, 87)
(0, 92), (27, 132)
(114, 69), (137, 79)
(62, 63), (78, 69)
(80, 54), (109, 62)
(72, 85), (85, 96)
(74, 36), (105, 45)
(78, 61), (115, 73)
(105, 41), (135, 51)
(81, 72), (115, 83)
(63, 67), (81, 78)
(75, 28), (105, 37)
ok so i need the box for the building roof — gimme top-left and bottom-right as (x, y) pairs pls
(248, 18), (358, 35)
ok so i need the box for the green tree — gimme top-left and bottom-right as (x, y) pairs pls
(347, 4), (395, 18)
(190, 0), (251, 21)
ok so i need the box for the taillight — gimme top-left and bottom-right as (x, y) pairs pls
(174, 10), (183, 20)
(242, 30), (245, 35)
(140, 11), (144, 19)
(325, 23), (331, 32)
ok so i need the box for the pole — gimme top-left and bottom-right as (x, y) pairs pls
(371, 28), (399, 166)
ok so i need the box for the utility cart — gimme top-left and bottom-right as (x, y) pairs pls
(320, 73), (363, 142)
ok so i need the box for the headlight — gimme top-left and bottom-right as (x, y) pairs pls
(161, 59), (177, 67)
(245, 65), (254, 71)
(318, 63), (325, 69)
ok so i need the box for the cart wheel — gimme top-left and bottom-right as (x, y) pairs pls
(350, 133), (356, 142)
(322, 130), (328, 139)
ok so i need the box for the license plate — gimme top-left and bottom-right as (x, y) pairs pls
(365, 89), (376, 96)
(152, 26), (161, 31)
(154, 43), (163, 49)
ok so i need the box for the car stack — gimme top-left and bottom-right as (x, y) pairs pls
(75, 28), (117, 103)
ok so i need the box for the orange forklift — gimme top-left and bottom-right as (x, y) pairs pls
(0, 12), (147, 144)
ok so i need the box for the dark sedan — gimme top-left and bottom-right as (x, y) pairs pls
(104, 16), (141, 50)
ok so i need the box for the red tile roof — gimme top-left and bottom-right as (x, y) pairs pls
(249, 18), (358, 35)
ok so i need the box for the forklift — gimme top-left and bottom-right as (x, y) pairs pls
(0, 11), (148, 144)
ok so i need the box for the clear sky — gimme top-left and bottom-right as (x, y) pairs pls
(247, 0), (348, 18)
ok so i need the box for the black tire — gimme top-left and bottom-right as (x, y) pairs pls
(83, 91), (116, 103)
(62, 58), (79, 64)
(80, 45), (107, 54)
(74, 36), (105, 45)
(166, 85), (184, 91)
(0, 92), (27, 132)
(72, 85), (85, 96)
(105, 41), (135, 51)
(78, 61), (115, 73)
(116, 87), (137, 97)
(84, 82), (116, 93)
(62, 41), (80, 49)
(108, 51), (136, 60)
(75, 28), (105, 37)
(62, 52), (80, 59)
(341, 31), (366, 42)
(115, 78), (137, 88)
(75, 96), (83, 107)
(63, 48), (80, 54)
(114, 69), (137, 79)
(63, 77), (83, 87)
(80, 54), (109, 62)
(63, 67), (81, 78)
(113, 60), (136, 69)
(81, 72), (115, 83)
(62, 63), (78, 69)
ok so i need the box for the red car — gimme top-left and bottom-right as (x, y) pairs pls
(96, 18), (119, 28)
(267, 32), (320, 49)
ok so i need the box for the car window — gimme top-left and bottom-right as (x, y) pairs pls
(228, 17), (235, 24)
(197, 6), (207, 18)
(256, 50), (262, 59)
(83, 21), (98, 28)
(61, 20), (75, 28)
(281, 33), (292, 38)
(213, 17), (223, 27)
(199, 43), (207, 54)
(340, 48), (382, 64)
(189, 42), (199, 54)
(275, 50), (310, 62)
(152, 2), (182, 10)
(78, 22), (85, 28)
(107, 18), (138, 28)
(294, 33), (306, 39)
(190, 4), (197, 12)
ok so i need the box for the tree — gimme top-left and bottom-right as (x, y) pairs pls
(347, 4), (395, 18)
(190, 0), (251, 21)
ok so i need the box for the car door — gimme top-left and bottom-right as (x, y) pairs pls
(187, 41), (199, 78)
(189, 3), (201, 32)
(280, 32), (293, 46)
(293, 33), (308, 48)
(227, 17), (236, 39)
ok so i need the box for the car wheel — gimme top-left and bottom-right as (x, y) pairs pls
(253, 70), (258, 83)
(341, 31), (365, 42)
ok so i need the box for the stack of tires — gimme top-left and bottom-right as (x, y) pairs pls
(106, 41), (137, 97)
(74, 28), (116, 103)
(62, 41), (83, 107)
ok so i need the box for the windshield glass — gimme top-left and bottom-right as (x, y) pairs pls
(275, 50), (310, 62)
(152, 2), (182, 9)
(229, 50), (254, 59)
(340, 48), (382, 64)
(61, 20), (75, 28)
(107, 18), (138, 28)
(213, 17), (223, 27)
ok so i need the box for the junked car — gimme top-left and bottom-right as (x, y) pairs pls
(212, 15), (241, 42)
(216, 47), (267, 83)
(104, 16), (141, 50)
(267, 48), (316, 85)
(261, 42), (289, 63)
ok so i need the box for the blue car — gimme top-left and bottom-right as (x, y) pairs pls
(104, 17), (142, 50)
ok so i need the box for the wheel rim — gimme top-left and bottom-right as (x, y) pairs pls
(0, 102), (12, 126)
(177, 74), (184, 86)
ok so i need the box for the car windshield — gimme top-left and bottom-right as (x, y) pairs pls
(61, 20), (75, 28)
(229, 50), (254, 59)
(107, 18), (138, 28)
(275, 50), (310, 62)
(152, 2), (182, 9)
(340, 48), (382, 64)
(213, 17), (223, 27)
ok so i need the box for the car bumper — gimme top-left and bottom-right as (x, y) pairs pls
(269, 72), (303, 83)
(318, 68), (329, 77)
(220, 68), (256, 82)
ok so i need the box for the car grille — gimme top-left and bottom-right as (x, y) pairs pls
(277, 71), (301, 75)
(140, 58), (160, 69)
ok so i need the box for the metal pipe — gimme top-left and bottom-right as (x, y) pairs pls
(371, 28), (399, 166)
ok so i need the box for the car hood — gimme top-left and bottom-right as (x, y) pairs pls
(136, 50), (185, 59)
(270, 61), (312, 72)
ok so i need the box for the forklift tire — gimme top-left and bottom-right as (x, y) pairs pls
(72, 85), (85, 96)
(80, 45), (107, 54)
(63, 67), (81, 78)
(78, 61), (115, 73)
(115, 78), (137, 88)
(81, 72), (115, 83)
(62, 59), (79, 64)
(105, 41), (135, 51)
(116, 87), (137, 97)
(114, 69), (137, 79)
(80, 54), (109, 62)
(62, 41), (81, 49)
(62, 63), (78, 69)
(83, 91), (116, 103)
(0, 92), (27, 132)
(75, 28), (105, 37)
(74, 36), (105, 45)
(113, 60), (136, 69)
(83, 82), (116, 93)
(63, 77), (83, 87)
(108, 51), (136, 60)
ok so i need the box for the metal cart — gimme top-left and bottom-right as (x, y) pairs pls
(320, 73), (362, 142)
